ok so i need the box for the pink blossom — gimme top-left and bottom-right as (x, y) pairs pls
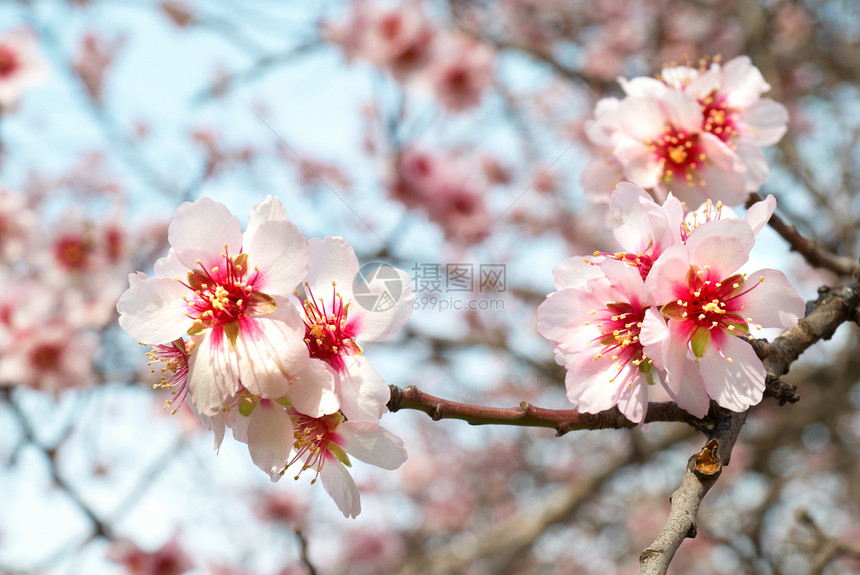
(297, 237), (413, 421)
(422, 34), (494, 112)
(285, 410), (407, 518)
(0, 28), (48, 110)
(108, 538), (192, 575)
(326, 2), (435, 80)
(642, 219), (804, 412)
(117, 196), (338, 418)
(390, 147), (492, 243)
(537, 258), (671, 423)
(621, 56), (788, 191)
(0, 279), (99, 394)
(581, 56), (787, 206)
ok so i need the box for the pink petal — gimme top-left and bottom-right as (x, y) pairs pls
(601, 258), (647, 308)
(565, 352), (627, 414)
(685, 219), (754, 277)
(721, 56), (769, 109)
(320, 460), (361, 518)
(662, 358), (710, 419)
(552, 257), (603, 291)
(659, 91), (703, 134)
(338, 421), (408, 470)
(169, 197), (243, 271)
(735, 269), (805, 329)
(640, 307), (668, 367)
(699, 335), (766, 411)
(537, 289), (604, 352)
(645, 244), (691, 304)
(615, 379), (649, 424)
(116, 277), (192, 344)
(247, 402), (294, 482)
(744, 194), (776, 235)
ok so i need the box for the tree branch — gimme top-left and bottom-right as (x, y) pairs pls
(387, 384), (707, 435)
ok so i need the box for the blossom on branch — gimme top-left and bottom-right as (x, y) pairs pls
(116, 196), (338, 418)
(581, 56), (787, 206)
(540, 182), (804, 419)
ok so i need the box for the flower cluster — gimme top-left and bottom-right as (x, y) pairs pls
(581, 56), (788, 206)
(116, 197), (412, 517)
(538, 183), (804, 422)
(0, 185), (145, 394)
(325, 2), (495, 113)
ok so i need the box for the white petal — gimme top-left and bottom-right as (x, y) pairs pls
(247, 402), (294, 482)
(168, 197), (243, 270)
(663, 359), (710, 419)
(552, 257), (604, 291)
(285, 359), (340, 417)
(339, 357), (391, 421)
(742, 99), (788, 146)
(246, 219), (310, 297)
(188, 329), (240, 416)
(700, 335), (766, 412)
(615, 379), (649, 424)
(337, 421), (407, 470)
(305, 237), (360, 295)
(320, 460), (361, 518)
(735, 269), (805, 329)
(245, 195), (289, 240)
(350, 266), (413, 342)
(744, 194), (776, 236)
(116, 277), (191, 344)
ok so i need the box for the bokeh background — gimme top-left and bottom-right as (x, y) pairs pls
(1, 1), (859, 573)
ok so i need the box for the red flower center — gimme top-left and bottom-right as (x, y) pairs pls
(0, 45), (19, 78)
(645, 125), (708, 187)
(700, 92), (741, 144)
(182, 248), (271, 334)
(298, 282), (361, 373)
(588, 301), (650, 385)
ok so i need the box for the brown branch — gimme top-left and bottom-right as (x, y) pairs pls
(747, 192), (859, 277)
(387, 384), (707, 435)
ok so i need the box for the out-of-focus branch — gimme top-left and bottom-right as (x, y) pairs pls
(1, 389), (110, 540)
(20, 6), (177, 196)
(192, 40), (324, 103)
(797, 510), (860, 575)
(748, 192), (860, 276)
(387, 385), (706, 434)
(640, 278), (860, 574)
(395, 425), (695, 575)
